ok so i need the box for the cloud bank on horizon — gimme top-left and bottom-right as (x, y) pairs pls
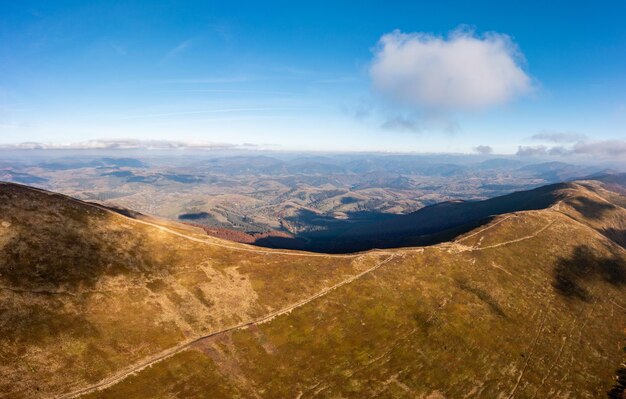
(4, 137), (626, 160)
(517, 130), (626, 158)
(530, 131), (587, 144)
(0, 139), (269, 151)
(517, 139), (626, 158)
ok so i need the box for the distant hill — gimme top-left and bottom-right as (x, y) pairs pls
(3, 152), (615, 239)
(320, 182), (571, 251)
(591, 173), (626, 196)
(0, 170), (47, 184)
(248, 174), (626, 253)
(37, 157), (146, 171)
(517, 161), (603, 181)
(0, 178), (625, 398)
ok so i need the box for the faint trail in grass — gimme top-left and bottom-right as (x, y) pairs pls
(529, 300), (591, 399)
(507, 310), (549, 399)
(58, 254), (397, 399)
(455, 215), (513, 243)
(471, 220), (555, 250)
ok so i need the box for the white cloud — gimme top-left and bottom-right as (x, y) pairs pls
(573, 140), (626, 157)
(369, 29), (532, 110)
(516, 139), (626, 158)
(378, 113), (459, 133)
(380, 115), (420, 131)
(516, 145), (548, 157)
(0, 139), (247, 151)
(531, 130), (586, 143)
(473, 145), (493, 155)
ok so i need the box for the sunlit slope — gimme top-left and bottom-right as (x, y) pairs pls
(1, 179), (625, 398)
(0, 183), (383, 398)
(554, 180), (626, 248)
(83, 210), (626, 399)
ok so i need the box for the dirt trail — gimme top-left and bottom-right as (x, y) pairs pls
(455, 215), (513, 243)
(471, 220), (555, 250)
(56, 214), (559, 399)
(57, 254), (397, 399)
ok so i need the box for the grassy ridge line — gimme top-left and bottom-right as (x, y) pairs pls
(58, 254), (398, 399)
(455, 215), (514, 243)
(471, 220), (556, 250)
(1, 182), (560, 257)
(2, 182), (370, 258)
(115, 211), (363, 258)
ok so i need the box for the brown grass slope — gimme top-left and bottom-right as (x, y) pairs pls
(0, 179), (625, 398)
(0, 183), (384, 398)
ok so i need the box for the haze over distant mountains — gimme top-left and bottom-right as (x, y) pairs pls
(0, 150), (623, 250)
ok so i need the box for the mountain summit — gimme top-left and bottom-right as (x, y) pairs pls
(1, 177), (625, 398)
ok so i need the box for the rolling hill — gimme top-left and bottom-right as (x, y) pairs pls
(255, 182), (571, 253)
(0, 176), (625, 398)
(239, 179), (624, 253)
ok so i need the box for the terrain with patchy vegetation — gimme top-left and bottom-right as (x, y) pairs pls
(0, 152), (612, 240)
(0, 174), (625, 398)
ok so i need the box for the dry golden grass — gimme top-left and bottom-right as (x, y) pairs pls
(0, 180), (625, 398)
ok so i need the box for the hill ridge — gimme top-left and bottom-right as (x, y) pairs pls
(0, 178), (625, 398)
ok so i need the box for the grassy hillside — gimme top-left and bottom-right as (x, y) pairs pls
(0, 179), (625, 398)
(0, 183), (379, 398)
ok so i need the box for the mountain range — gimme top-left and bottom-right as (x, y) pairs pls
(1, 173), (625, 398)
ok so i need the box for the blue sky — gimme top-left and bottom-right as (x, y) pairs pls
(1, 1), (626, 155)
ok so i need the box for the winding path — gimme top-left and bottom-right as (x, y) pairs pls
(58, 254), (397, 399)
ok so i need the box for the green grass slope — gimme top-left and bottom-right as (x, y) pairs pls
(0, 179), (625, 398)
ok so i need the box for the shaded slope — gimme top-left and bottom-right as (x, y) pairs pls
(250, 174), (626, 253)
(554, 180), (626, 249)
(252, 182), (570, 253)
